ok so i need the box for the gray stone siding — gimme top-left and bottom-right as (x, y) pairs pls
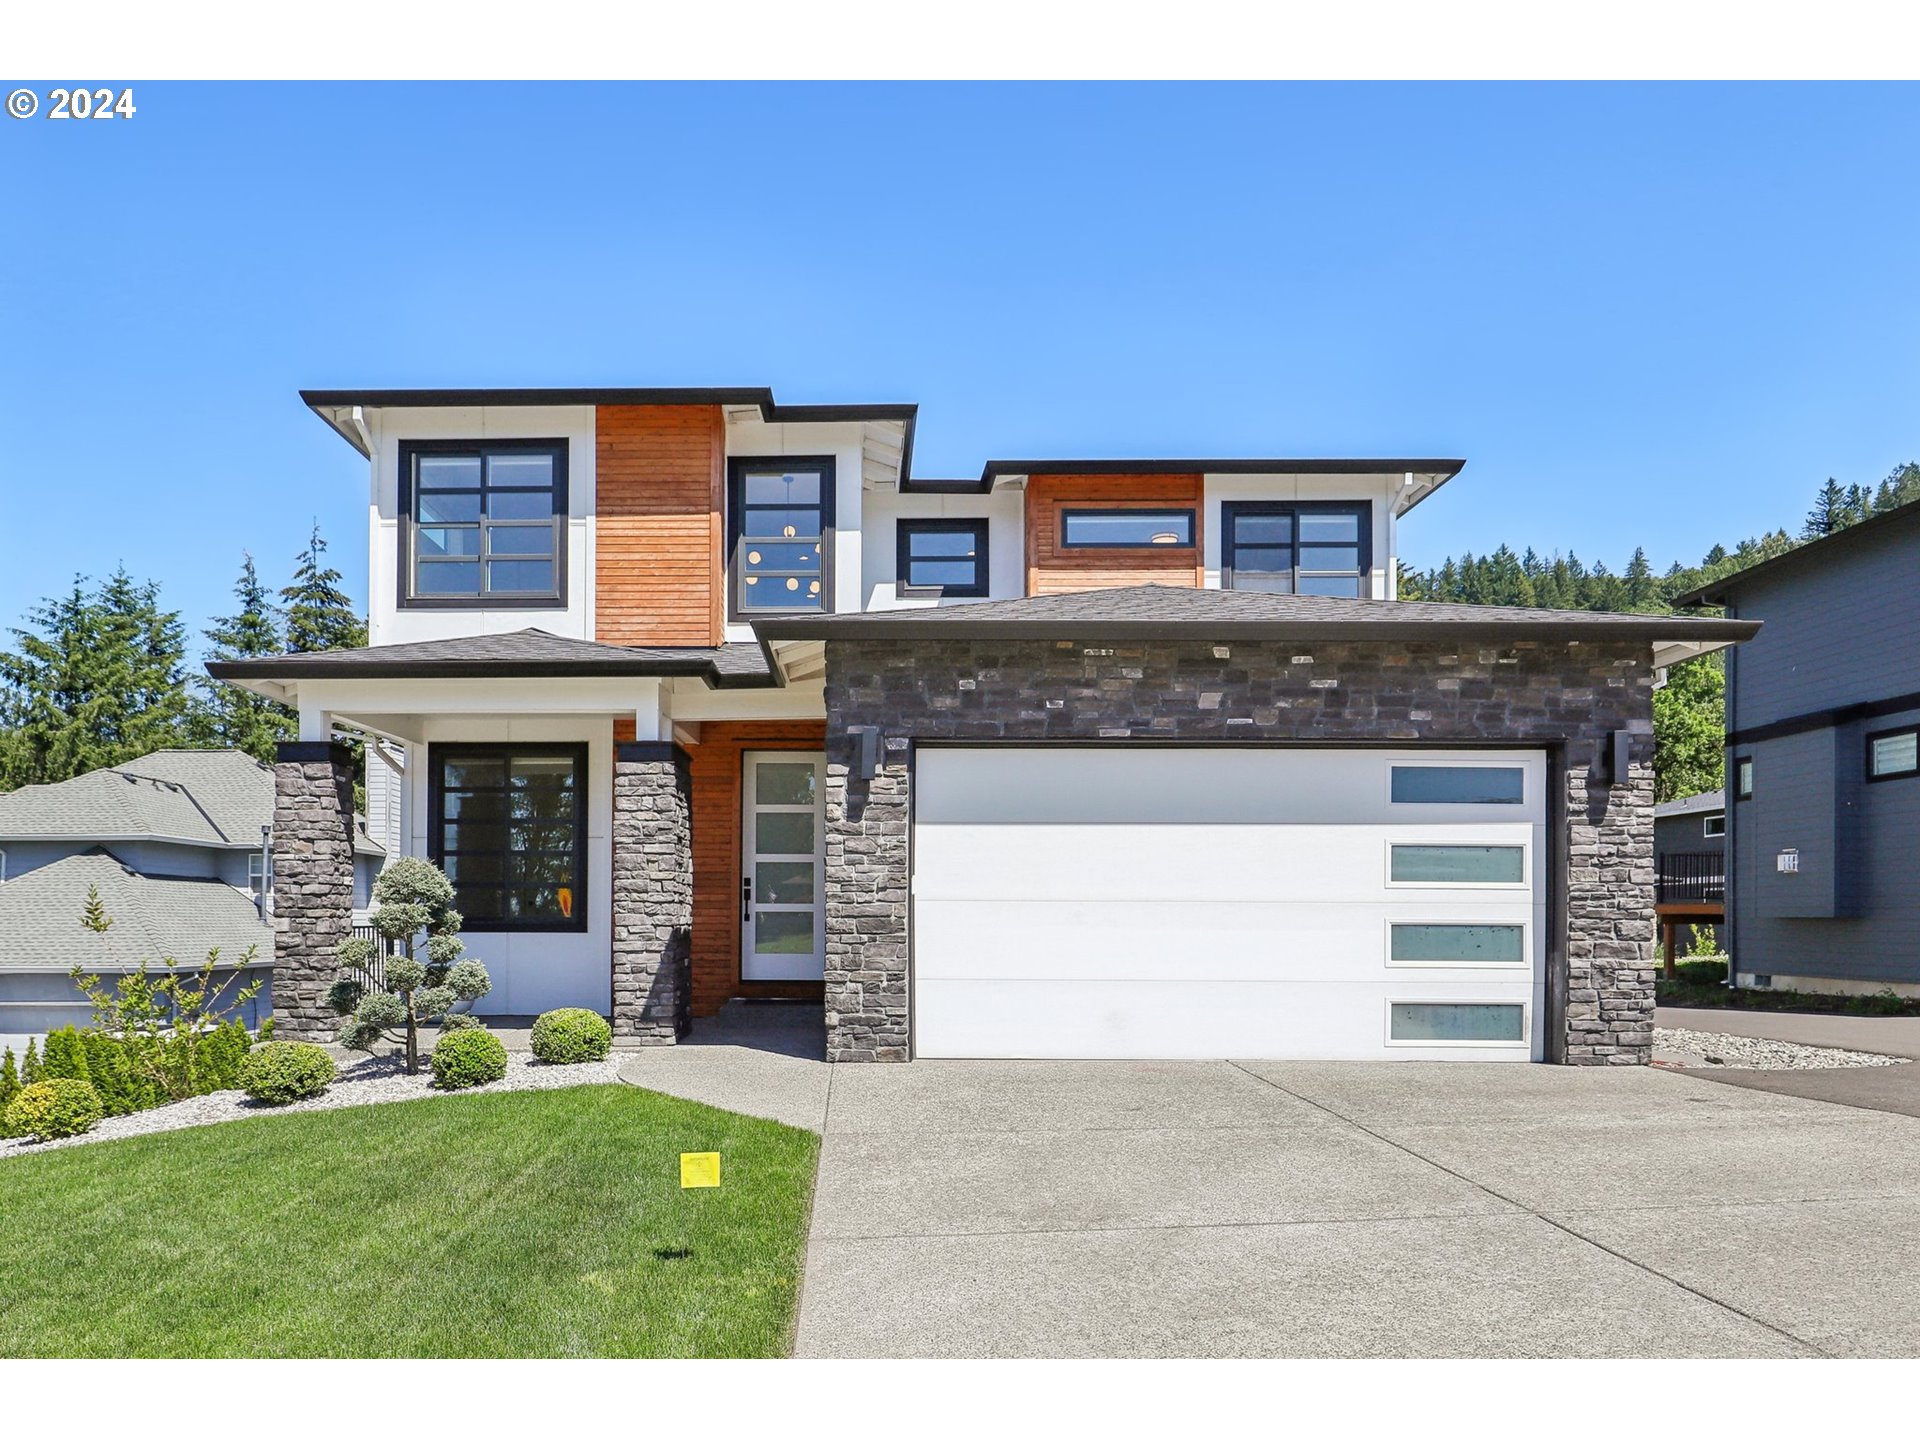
(611, 743), (692, 1042)
(822, 637), (1656, 1065)
(271, 741), (357, 1042)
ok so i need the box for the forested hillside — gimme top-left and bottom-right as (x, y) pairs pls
(1398, 464), (1920, 802)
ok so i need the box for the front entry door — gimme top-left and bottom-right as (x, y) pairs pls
(741, 751), (827, 981)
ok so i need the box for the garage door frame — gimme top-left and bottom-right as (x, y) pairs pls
(902, 738), (1569, 1063)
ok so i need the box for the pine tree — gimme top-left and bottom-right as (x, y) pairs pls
(21, 1037), (41, 1085)
(282, 524), (367, 654)
(1624, 547), (1657, 611)
(1804, 477), (1848, 538)
(200, 553), (296, 762)
(0, 1047), (19, 1135)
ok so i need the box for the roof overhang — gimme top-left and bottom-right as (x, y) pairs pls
(907, 457), (1465, 512)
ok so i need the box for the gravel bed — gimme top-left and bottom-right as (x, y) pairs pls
(1655, 1026), (1909, 1071)
(0, 1050), (624, 1160)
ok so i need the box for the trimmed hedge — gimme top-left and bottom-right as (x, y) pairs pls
(431, 1028), (508, 1090)
(239, 1042), (337, 1106)
(7, 1078), (105, 1141)
(530, 1008), (612, 1065)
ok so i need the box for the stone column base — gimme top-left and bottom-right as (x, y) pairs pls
(611, 743), (692, 1042)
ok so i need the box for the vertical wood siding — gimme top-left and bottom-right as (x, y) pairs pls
(1023, 473), (1205, 594)
(594, 405), (724, 645)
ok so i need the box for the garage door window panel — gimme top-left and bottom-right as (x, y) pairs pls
(1388, 844), (1527, 886)
(1388, 922), (1528, 967)
(1390, 765), (1526, 805)
(1388, 1002), (1528, 1046)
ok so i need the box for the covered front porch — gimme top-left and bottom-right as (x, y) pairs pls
(217, 630), (833, 1044)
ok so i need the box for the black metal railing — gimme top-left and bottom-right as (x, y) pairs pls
(349, 924), (396, 991)
(1657, 851), (1725, 906)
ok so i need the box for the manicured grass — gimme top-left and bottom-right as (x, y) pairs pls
(0, 1084), (819, 1357)
(1658, 980), (1917, 1017)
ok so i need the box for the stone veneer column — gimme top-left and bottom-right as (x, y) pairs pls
(1564, 734), (1658, 1064)
(611, 742), (692, 1042)
(823, 744), (910, 1062)
(271, 741), (357, 1042)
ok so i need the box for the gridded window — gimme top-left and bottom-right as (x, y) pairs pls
(897, 519), (989, 597)
(247, 851), (268, 898)
(1059, 509), (1194, 548)
(1222, 503), (1370, 597)
(1867, 727), (1919, 781)
(731, 459), (833, 614)
(401, 441), (566, 605)
(430, 745), (587, 931)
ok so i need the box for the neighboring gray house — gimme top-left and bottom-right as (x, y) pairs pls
(1653, 789), (1725, 959)
(0, 750), (384, 1052)
(1676, 497), (1920, 995)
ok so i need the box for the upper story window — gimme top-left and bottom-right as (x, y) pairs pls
(897, 519), (989, 598)
(1867, 726), (1919, 781)
(399, 440), (567, 608)
(1060, 508), (1194, 548)
(1221, 502), (1371, 597)
(730, 458), (835, 616)
(247, 850), (268, 898)
(1734, 757), (1754, 799)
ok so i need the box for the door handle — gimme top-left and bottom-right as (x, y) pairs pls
(741, 876), (753, 922)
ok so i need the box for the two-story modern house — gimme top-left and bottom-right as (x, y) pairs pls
(1675, 497), (1920, 996)
(0, 748), (384, 1051)
(210, 389), (1754, 1065)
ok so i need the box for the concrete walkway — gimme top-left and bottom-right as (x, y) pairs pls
(619, 1025), (1920, 1357)
(1657, 1004), (1920, 1119)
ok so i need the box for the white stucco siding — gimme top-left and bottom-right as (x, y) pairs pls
(365, 405), (597, 646)
(859, 488), (1025, 609)
(1201, 474), (1401, 599)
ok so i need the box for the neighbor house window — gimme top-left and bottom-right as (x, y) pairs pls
(897, 519), (990, 598)
(1222, 502), (1370, 597)
(1059, 508), (1194, 548)
(1390, 765), (1525, 805)
(1389, 844), (1527, 885)
(731, 458), (834, 615)
(247, 851), (267, 898)
(1702, 812), (1726, 837)
(430, 744), (587, 932)
(400, 440), (567, 607)
(1867, 727), (1919, 781)
(0, 848), (7, 885)
(1735, 757), (1754, 799)
(1388, 1002), (1527, 1045)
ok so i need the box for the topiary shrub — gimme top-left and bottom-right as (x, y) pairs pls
(530, 1008), (612, 1064)
(6, 1078), (105, 1141)
(238, 1042), (337, 1106)
(430, 1028), (508, 1090)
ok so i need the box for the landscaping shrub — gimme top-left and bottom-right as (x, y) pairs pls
(1673, 958), (1728, 987)
(6, 1078), (105, 1141)
(530, 1008), (612, 1064)
(430, 1028), (508, 1089)
(0, 1048), (20, 1138)
(238, 1043), (337, 1106)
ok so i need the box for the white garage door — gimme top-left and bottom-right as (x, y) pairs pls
(911, 747), (1548, 1061)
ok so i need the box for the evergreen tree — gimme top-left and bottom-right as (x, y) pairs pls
(0, 569), (200, 790)
(200, 553), (296, 762)
(1623, 547), (1657, 611)
(282, 524), (367, 654)
(1804, 477), (1849, 538)
(0, 1047), (18, 1136)
(21, 1037), (41, 1085)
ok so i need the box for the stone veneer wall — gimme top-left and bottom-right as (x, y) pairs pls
(822, 638), (1656, 1065)
(611, 742), (693, 1041)
(271, 741), (358, 1042)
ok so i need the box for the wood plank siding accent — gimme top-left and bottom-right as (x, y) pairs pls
(1024, 473), (1205, 594)
(594, 405), (725, 645)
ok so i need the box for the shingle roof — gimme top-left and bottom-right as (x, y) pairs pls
(0, 850), (272, 974)
(0, 750), (383, 855)
(1655, 789), (1726, 819)
(752, 585), (1762, 645)
(206, 629), (775, 686)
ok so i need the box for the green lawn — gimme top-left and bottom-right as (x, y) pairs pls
(0, 1084), (819, 1357)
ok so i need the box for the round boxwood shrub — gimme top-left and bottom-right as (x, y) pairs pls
(238, 1041), (336, 1106)
(431, 1028), (508, 1089)
(6, 1078), (105, 1141)
(530, 1007), (613, 1065)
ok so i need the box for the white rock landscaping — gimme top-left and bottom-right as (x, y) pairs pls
(1, 1050), (624, 1160)
(1654, 1025), (1909, 1071)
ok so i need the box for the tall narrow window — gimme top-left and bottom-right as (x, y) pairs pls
(1735, 757), (1754, 799)
(401, 440), (567, 606)
(730, 458), (834, 615)
(1222, 502), (1370, 597)
(430, 745), (588, 932)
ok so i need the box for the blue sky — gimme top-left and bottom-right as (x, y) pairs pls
(2, 82), (1916, 649)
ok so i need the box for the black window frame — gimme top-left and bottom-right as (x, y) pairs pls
(1734, 756), (1754, 800)
(727, 456), (836, 619)
(398, 438), (569, 610)
(1058, 507), (1197, 550)
(1221, 500), (1373, 598)
(428, 741), (589, 934)
(1865, 724), (1920, 784)
(895, 518), (991, 599)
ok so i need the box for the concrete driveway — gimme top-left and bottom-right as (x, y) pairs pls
(623, 1039), (1920, 1357)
